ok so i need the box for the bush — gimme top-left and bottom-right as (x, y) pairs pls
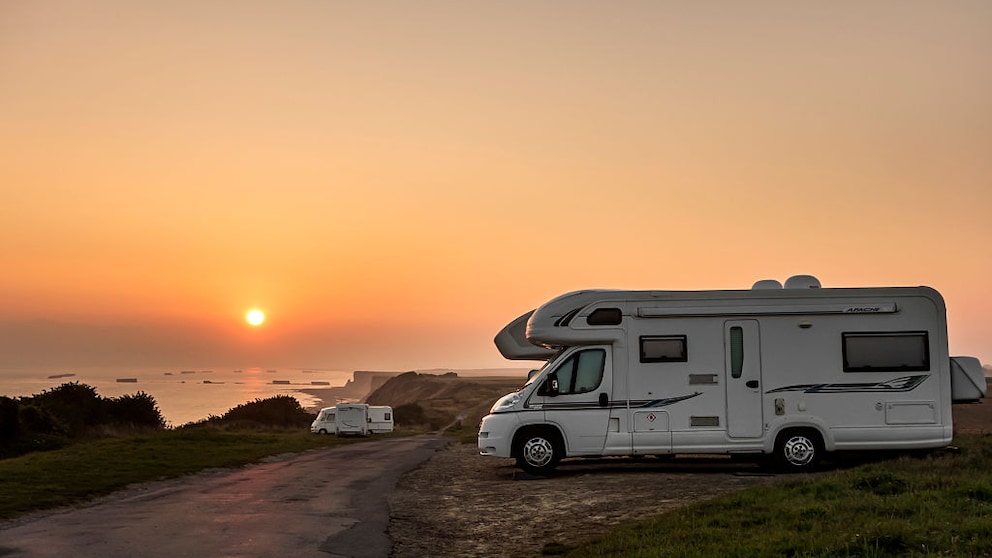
(0, 397), (18, 443)
(107, 392), (166, 429)
(0, 383), (167, 459)
(393, 403), (453, 431)
(394, 403), (426, 427)
(30, 382), (107, 436)
(186, 396), (314, 430)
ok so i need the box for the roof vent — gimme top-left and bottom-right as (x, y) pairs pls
(784, 275), (822, 289)
(752, 279), (783, 290)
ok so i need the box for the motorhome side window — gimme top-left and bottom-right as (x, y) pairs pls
(842, 331), (930, 372)
(639, 336), (688, 363)
(552, 349), (606, 395)
(587, 308), (622, 326)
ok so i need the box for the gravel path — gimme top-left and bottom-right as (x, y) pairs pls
(389, 444), (778, 557)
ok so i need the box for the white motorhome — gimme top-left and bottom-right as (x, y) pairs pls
(478, 276), (986, 474)
(332, 403), (395, 436)
(335, 403), (370, 436)
(310, 406), (336, 434)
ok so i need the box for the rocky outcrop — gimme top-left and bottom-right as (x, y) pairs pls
(339, 371), (401, 398)
(364, 371), (461, 407)
(300, 371), (402, 410)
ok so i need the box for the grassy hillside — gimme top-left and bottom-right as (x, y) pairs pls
(365, 372), (523, 437)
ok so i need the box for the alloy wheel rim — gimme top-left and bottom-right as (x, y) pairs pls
(523, 437), (554, 467)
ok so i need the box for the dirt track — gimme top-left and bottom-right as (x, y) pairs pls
(389, 444), (778, 557)
(0, 436), (448, 558)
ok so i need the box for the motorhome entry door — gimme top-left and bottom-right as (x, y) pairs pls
(724, 320), (763, 438)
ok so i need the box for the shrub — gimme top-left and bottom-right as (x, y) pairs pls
(394, 403), (426, 427)
(0, 397), (18, 443)
(1, 383), (167, 459)
(186, 396), (314, 430)
(30, 382), (107, 436)
(107, 392), (166, 429)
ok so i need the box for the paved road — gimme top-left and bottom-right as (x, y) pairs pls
(0, 435), (449, 558)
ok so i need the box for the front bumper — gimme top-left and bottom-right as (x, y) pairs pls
(477, 413), (516, 458)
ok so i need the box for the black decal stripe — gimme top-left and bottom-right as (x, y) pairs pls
(534, 393), (703, 411)
(636, 393), (702, 408)
(767, 375), (929, 394)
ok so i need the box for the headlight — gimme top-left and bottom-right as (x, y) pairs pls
(490, 392), (523, 413)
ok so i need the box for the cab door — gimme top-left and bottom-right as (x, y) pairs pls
(528, 346), (613, 455)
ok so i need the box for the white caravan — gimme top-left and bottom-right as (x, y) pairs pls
(478, 276), (986, 474)
(368, 405), (395, 433)
(310, 406), (336, 434)
(333, 403), (395, 436)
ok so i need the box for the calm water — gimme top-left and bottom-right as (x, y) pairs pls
(0, 366), (355, 427)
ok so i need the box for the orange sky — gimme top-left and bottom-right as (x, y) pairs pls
(1, 1), (989, 370)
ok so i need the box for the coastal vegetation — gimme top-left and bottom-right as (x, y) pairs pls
(0, 382), (166, 457)
(4, 376), (989, 557)
(564, 435), (992, 557)
(0, 374), (490, 520)
(0, 382), (419, 520)
(0, 382), (326, 459)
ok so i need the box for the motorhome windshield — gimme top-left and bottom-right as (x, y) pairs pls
(522, 352), (562, 388)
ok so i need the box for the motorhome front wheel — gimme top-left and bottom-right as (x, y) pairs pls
(514, 428), (562, 475)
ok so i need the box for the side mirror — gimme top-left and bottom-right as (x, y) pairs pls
(527, 369), (539, 381)
(538, 373), (560, 397)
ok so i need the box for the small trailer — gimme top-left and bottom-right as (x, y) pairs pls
(368, 405), (395, 433)
(478, 275), (986, 474)
(310, 406), (336, 434)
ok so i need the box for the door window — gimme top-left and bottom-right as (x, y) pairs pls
(729, 326), (744, 378)
(553, 349), (606, 395)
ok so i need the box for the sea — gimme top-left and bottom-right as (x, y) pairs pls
(0, 365), (529, 427)
(0, 366), (356, 427)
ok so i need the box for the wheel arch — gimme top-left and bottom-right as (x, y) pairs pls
(765, 419), (834, 454)
(510, 423), (566, 459)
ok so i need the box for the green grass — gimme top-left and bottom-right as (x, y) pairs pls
(566, 435), (992, 557)
(0, 428), (418, 520)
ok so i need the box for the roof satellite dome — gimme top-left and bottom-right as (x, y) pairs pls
(752, 279), (783, 290)
(784, 275), (822, 289)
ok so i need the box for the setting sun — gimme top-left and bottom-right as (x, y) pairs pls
(246, 309), (265, 327)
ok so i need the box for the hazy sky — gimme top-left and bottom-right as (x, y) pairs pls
(1, 1), (989, 371)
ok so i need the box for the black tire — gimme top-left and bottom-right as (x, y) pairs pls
(318, 428), (328, 435)
(513, 427), (563, 476)
(773, 429), (823, 472)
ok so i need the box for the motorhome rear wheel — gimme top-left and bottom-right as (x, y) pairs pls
(774, 429), (823, 471)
